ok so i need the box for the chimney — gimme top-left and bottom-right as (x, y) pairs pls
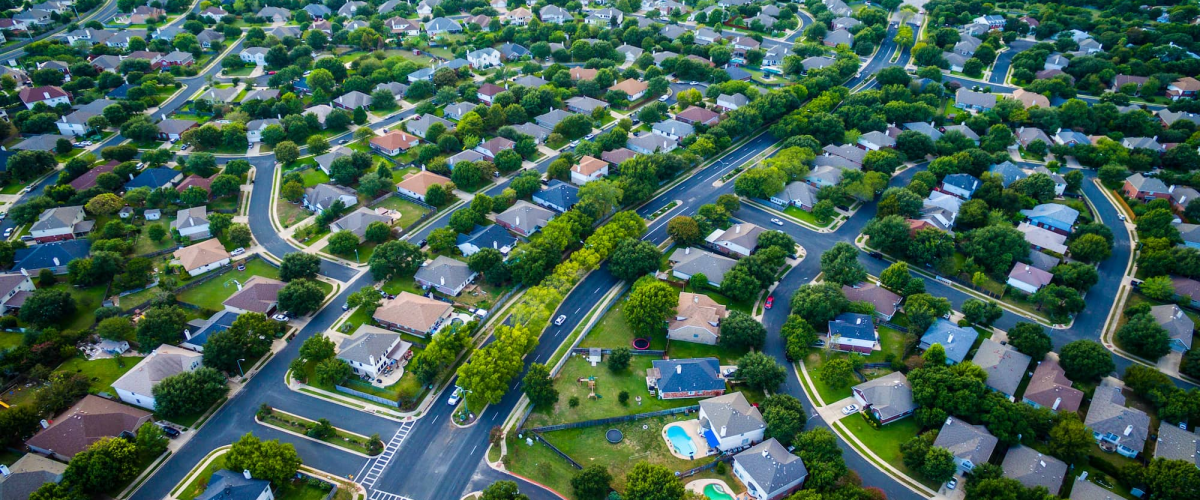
(675, 364), (682, 374)
(1052, 397), (1062, 411)
(693, 295), (699, 303)
(735, 225), (741, 233)
(762, 449), (769, 458)
(243, 469), (253, 480)
(945, 417), (953, 426)
(720, 425), (726, 437)
(42, 92), (49, 99)
(493, 240), (498, 249)
(515, 216), (519, 227)
(40, 419), (50, 429)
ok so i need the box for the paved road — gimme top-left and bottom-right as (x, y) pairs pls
(0, 0), (122, 62)
(988, 39), (1034, 85)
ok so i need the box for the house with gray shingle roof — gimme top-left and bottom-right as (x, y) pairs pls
(535, 109), (575, 129)
(1086, 379), (1150, 458)
(668, 247), (737, 287)
(852, 372), (915, 424)
(456, 224), (517, 256)
(933, 417), (997, 473)
(111, 345), (203, 410)
(698, 391), (765, 452)
(1002, 445), (1067, 495)
(425, 17), (463, 34)
(955, 88), (997, 112)
(494, 200), (555, 237)
(337, 324), (412, 378)
(0, 453), (67, 500)
(1021, 204), (1079, 235)
(919, 319), (979, 364)
(1150, 304), (1194, 352)
(1122, 173), (1171, 201)
(1069, 476), (1124, 500)
(331, 207), (393, 240)
(1153, 423), (1199, 467)
(973, 338), (1032, 399)
(988, 161), (1028, 188)
(771, 182), (819, 210)
(733, 438), (807, 500)
(941, 173), (980, 199)
(406, 114), (456, 139)
(842, 283), (902, 321)
(415, 255), (477, 296)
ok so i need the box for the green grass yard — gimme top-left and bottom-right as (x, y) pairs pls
(177, 455), (227, 500)
(55, 355), (139, 397)
(177, 259), (282, 310)
(783, 205), (833, 227)
(579, 296), (668, 350)
(133, 226), (179, 255)
(841, 414), (939, 489)
(299, 168), (331, 187)
(45, 282), (109, 332)
(371, 195), (430, 230)
(524, 355), (700, 427)
(0, 331), (21, 351)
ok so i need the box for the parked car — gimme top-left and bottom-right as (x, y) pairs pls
(272, 313), (289, 321)
(554, 315), (567, 326)
(812, 339), (826, 347)
(230, 247), (246, 256)
(868, 251), (883, 259)
(3, 228), (12, 238)
(841, 404), (859, 415)
(658, 95), (668, 102)
(158, 424), (180, 438)
(946, 478), (957, 490)
(765, 296), (774, 309)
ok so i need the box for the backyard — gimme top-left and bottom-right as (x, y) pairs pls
(177, 259), (290, 311)
(802, 323), (907, 404)
(840, 414), (939, 490)
(133, 223), (180, 256)
(56, 355), (141, 396)
(372, 193), (430, 230)
(44, 281), (109, 332)
(524, 355), (706, 427)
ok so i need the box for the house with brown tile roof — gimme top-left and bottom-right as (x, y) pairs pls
(609, 78), (649, 100)
(175, 174), (213, 194)
(173, 239), (231, 276)
(25, 395), (152, 461)
(841, 283), (902, 320)
(667, 292), (728, 345)
(396, 171), (451, 202)
(570, 155), (609, 185)
(223, 276), (286, 314)
(372, 291), (454, 336)
(1022, 358), (1083, 413)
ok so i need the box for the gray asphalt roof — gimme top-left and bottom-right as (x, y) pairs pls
(1085, 380), (1150, 454)
(828, 313), (875, 342)
(920, 319), (979, 364)
(1149, 304), (1194, 350)
(852, 372), (915, 421)
(733, 439), (807, 496)
(699, 392), (764, 437)
(1002, 445), (1067, 494)
(972, 338), (1032, 396)
(414, 255), (475, 289)
(669, 247), (737, 284)
(1153, 423), (1199, 466)
(933, 418), (997, 467)
(651, 358), (724, 393)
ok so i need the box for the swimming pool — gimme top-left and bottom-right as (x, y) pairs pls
(666, 425), (697, 456)
(703, 484), (733, 500)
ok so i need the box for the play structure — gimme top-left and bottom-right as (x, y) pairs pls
(577, 376), (599, 399)
(606, 429), (623, 444)
(632, 338), (650, 350)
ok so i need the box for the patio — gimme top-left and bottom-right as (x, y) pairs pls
(662, 419), (713, 460)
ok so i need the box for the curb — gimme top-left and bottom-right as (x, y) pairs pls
(254, 412), (375, 458)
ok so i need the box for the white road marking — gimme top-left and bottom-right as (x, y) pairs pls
(358, 421), (414, 489)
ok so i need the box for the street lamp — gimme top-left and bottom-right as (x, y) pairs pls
(354, 248), (359, 264)
(236, 358), (246, 377)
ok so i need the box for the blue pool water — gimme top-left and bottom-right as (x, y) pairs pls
(666, 426), (697, 456)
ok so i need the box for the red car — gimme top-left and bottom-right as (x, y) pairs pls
(268, 71), (276, 75)
(765, 296), (775, 309)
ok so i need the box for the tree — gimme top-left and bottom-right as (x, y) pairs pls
(226, 224), (252, 248)
(136, 421), (168, 460)
(364, 221), (391, 243)
(904, 293), (952, 334)
(1007, 323), (1052, 360)
(900, 433), (934, 472)
(1052, 262), (1099, 292)
(820, 243), (866, 286)
(1059, 340), (1115, 381)
(522, 363), (558, 408)
(879, 261), (923, 296)
(736, 351), (786, 392)
(328, 230), (360, 255)
(314, 358), (351, 385)
(624, 462), (683, 500)
(607, 346), (632, 372)
(719, 311), (766, 350)
(202, 313), (276, 374)
(734, 166), (786, 199)
(666, 216), (702, 246)
(781, 315), (818, 361)
(819, 357), (855, 388)
(626, 279), (677, 336)
(961, 298), (1002, 326)
(1145, 457), (1200, 500)
(85, 193), (125, 216)
(480, 481), (529, 500)
(135, 305), (187, 351)
(1068, 233), (1111, 263)
(760, 394), (806, 447)
(64, 437), (139, 493)
(278, 279), (325, 316)
(920, 447), (957, 484)
(368, 240), (424, 280)
(789, 283), (848, 326)
(299, 334), (337, 362)
(757, 230), (795, 256)
(151, 367), (228, 418)
(1047, 413), (1093, 464)
(1139, 275), (1175, 301)
(1118, 313), (1172, 360)
(960, 225), (1029, 274)
(225, 433), (302, 485)
(19, 288), (77, 327)
(609, 238), (661, 281)
(97, 316), (135, 341)
(0, 405), (39, 447)
(275, 141), (300, 164)
(794, 428), (847, 491)
(279, 253), (321, 281)
(571, 465), (612, 500)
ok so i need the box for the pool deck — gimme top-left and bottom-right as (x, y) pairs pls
(661, 419), (713, 460)
(685, 479), (741, 500)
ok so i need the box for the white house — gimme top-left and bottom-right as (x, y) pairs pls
(171, 206), (211, 241)
(246, 118), (280, 143)
(466, 48), (502, 69)
(1007, 264), (1053, 294)
(241, 47), (268, 66)
(337, 325), (412, 379)
(0, 273), (35, 315)
(697, 392), (765, 452)
(570, 155), (609, 185)
(111, 345), (203, 410)
(705, 223), (765, 258)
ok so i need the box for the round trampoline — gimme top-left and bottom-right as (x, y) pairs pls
(632, 338), (650, 350)
(606, 429), (623, 444)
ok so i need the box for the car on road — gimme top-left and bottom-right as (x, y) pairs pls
(448, 386), (464, 406)
(2, 228), (12, 238)
(770, 218), (783, 226)
(338, 139), (348, 144)
(765, 296), (774, 309)
(268, 71), (276, 75)
(946, 479), (957, 490)
(0, 212), (6, 220)
(841, 404), (859, 415)
(658, 95), (668, 102)
(569, 140), (580, 148)
(272, 313), (289, 321)
(1118, 213), (1126, 222)
(18, 186), (30, 195)
(554, 315), (567, 326)
(868, 251), (883, 259)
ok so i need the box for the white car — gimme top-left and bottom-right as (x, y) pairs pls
(231, 247), (246, 256)
(554, 315), (567, 326)
(272, 313), (289, 321)
(770, 218), (784, 226)
(2, 228), (11, 238)
(946, 478), (957, 490)
(841, 404), (859, 415)
(448, 386), (464, 406)
(658, 95), (668, 102)
(18, 186), (30, 195)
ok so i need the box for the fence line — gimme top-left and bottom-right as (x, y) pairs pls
(526, 405), (699, 433)
(530, 433), (583, 470)
(678, 459), (723, 478)
(879, 321), (908, 333)
(334, 385), (399, 408)
(569, 348), (666, 357)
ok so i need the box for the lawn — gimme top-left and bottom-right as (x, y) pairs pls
(803, 352), (856, 403)
(0, 449), (22, 466)
(318, 240), (377, 264)
(453, 280), (512, 309)
(371, 195), (431, 230)
(134, 225), (179, 255)
(222, 66), (255, 77)
(120, 286), (163, 311)
(841, 414), (938, 489)
(302, 359), (426, 411)
(783, 205), (834, 228)
(299, 168), (331, 187)
(381, 276), (425, 296)
(210, 195), (241, 214)
(259, 409), (377, 455)
(505, 438), (579, 498)
(277, 479), (351, 500)
(0, 331), (21, 351)
(666, 340), (748, 365)
(276, 199), (310, 228)
(579, 296), (668, 350)
(44, 282), (109, 332)
(177, 455), (227, 500)
(524, 355), (704, 427)
(55, 355), (140, 396)
(390, 166), (419, 183)
(177, 259), (281, 310)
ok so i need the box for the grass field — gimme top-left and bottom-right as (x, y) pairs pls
(56, 355), (140, 396)
(302, 358), (426, 410)
(842, 414), (938, 489)
(783, 205), (833, 227)
(177, 259), (281, 310)
(578, 296), (667, 350)
(371, 195), (431, 230)
(45, 282), (109, 332)
(524, 355), (702, 427)
(276, 199), (310, 228)
(300, 168), (331, 187)
(134, 225), (179, 255)
(120, 286), (164, 310)
(0, 331), (21, 351)
(277, 480), (350, 500)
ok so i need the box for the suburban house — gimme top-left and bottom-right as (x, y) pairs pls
(112, 345), (203, 410)
(732, 438), (807, 500)
(652, 119), (695, 141)
(533, 180), (580, 213)
(566, 96), (608, 114)
(1154, 423), (1200, 467)
(467, 48), (503, 69)
(1167, 77), (1200, 100)
(955, 88), (997, 112)
(396, 171), (451, 202)
(333, 91), (372, 110)
(494, 201), (556, 237)
(771, 182), (820, 210)
(974, 338), (1033, 399)
(25, 395), (152, 461)
(668, 247), (737, 287)
(171, 206), (211, 241)
(705, 223), (765, 258)
(370, 130), (420, 156)
(1012, 88), (1051, 108)
(1021, 204), (1079, 235)
(0, 273), (35, 315)
(989, 161), (1028, 187)
(195, 470), (274, 500)
(12, 240), (91, 275)
(223, 276), (285, 315)
(919, 319), (979, 364)
(157, 119), (199, 141)
(602, 148), (637, 166)
(1122, 173), (1171, 201)
(934, 417), (998, 474)
(826, 313), (879, 354)
(182, 310), (240, 352)
(941, 173), (981, 199)
(246, 119), (281, 143)
(456, 224), (517, 256)
(1150, 304), (1194, 353)
(373, 291), (453, 337)
(126, 167), (184, 190)
(241, 47), (268, 65)
(174, 239), (232, 276)
(647, 358), (726, 399)
(716, 93), (750, 111)
(841, 283), (902, 320)
(31, 206), (91, 243)
(1002, 445), (1067, 495)
(851, 371), (916, 425)
(475, 137), (515, 159)
(305, 183), (358, 213)
(824, 28), (854, 47)
(1022, 359), (1083, 413)
(697, 392), (765, 452)
(858, 130), (896, 150)
(677, 106), (720, 126)
(405, 114), (456, 139)
(570, 155), (610, 185)
(627, 132), (678, 154)
(667, 292), (728, 345)
(313, 147), (353, 175)
(337, 325), (413, 379)
(1085, 379), (1150, 458)
(1033, 167), (1068, 196)
(610, 78), (649, 100)
(476, 83), (505, 103)
(0, 454), (67, 500)
(18, 85), (70, 109)
(415, 255), (478, 296)
(1008, 263), (1054, 294)
(1171, 185), (1200, 213)
(331, 208), (394, 241)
